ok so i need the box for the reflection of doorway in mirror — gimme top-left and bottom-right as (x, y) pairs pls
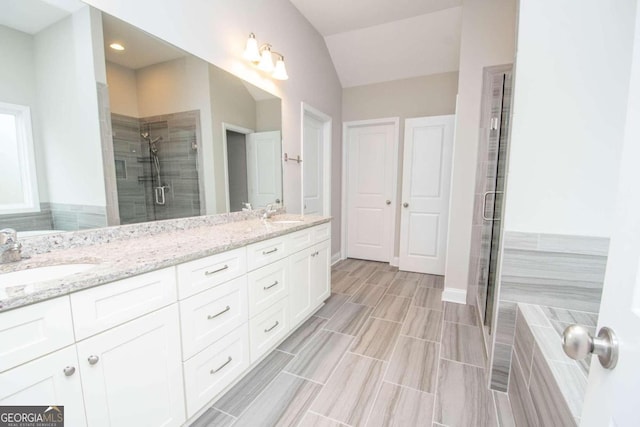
(302, 103), (332, 216)
(223, 124), (282, 212)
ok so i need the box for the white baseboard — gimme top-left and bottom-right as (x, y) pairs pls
(442, 288), (467, 304)
(390, 257), (399, 267)
(331, 252), (342, 266)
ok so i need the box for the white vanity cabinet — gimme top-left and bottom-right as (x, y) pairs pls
(77, 305), (185, 427)
(0, 346), (87, 426)
(289, 239), (331, 327)
(0, 220), (331, 426)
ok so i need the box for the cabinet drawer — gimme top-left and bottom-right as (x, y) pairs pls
(313, 222), (331, 244)
(246, 237), (286, 271)
(249, 298), (289, 363)
(0, 297), (74, 372)
(179, 276), (248, 360)
(284, 228), (314, 254)
(177, 248), (246, 299)
(71, 267), (177, 340)
(183, 323), (250, 418)
(247, 259), (288, 318)
(0, 346), (87, 426)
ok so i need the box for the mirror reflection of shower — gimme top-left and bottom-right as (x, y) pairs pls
(141, 129), (167, 205)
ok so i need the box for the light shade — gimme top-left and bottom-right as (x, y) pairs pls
(243, 33), (260, 62)
(110, 42), (125, 51)
(258, 45), (275, 72)
(272, 56), (288, 80)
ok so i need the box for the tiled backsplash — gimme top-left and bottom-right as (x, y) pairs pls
(490, 231), (608, 391)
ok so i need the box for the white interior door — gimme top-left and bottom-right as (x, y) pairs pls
(246, 131), (282, 208)
(581, 6), (640, 425)
(303, 114), (323, 215)
(399, 115), (454, 275)
(346, 121), (397, 262)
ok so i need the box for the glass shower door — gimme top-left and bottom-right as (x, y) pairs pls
(484, 72), (512, 330)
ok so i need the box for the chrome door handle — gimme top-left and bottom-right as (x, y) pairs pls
(562, 325), (618, 369)
(385, 200), (391, 205)
(482, 191), (504, 221)
(403, 202), (409, 208)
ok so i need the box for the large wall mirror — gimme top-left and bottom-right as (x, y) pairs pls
(0, 0), (283, 235)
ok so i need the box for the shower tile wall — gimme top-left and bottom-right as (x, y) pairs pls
(112, 114), (148, 224)
(112, 111), (201, 224)
(489, 231), (608, 391)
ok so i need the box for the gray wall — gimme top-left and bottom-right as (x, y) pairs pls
(342, 71), (459, 259)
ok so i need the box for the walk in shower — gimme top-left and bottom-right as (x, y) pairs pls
(468, 65), (513, 336)
(112, 111), (202, 224)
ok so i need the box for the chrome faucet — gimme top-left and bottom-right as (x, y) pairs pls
(242, 202), (253, 212)
(262, 204), (278, 219)
(0, 228), (22, 263)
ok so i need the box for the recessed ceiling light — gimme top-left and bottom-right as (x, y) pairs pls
(110, 43), (125, 51)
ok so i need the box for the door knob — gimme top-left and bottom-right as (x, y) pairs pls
(87, 355), (100, 365)
(562, 325), (618, 369)
(403, 202), (409, 208)
(386, 200), (391, 205)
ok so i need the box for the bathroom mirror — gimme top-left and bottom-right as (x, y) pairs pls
(0, 0), (283, 234)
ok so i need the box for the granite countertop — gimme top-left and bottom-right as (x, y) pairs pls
(0, 214), (331, 312)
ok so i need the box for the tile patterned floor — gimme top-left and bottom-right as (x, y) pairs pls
(191, 259), (516, 427)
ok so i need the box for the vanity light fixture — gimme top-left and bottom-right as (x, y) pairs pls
(110, 42), (125, 51)
(243, 33), (288, 80)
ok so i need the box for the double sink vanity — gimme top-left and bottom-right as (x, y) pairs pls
(0, 213), (331, 426)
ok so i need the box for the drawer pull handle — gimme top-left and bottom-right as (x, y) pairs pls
(63, 366), (76, 376)
(205, 264), (229, 275)
(210, 356), (232, 374)
(208, 305), (231, 320)
(264, 320), (280, 333)
(88, 355), (99, 365)
(262, 248), (278, 255)
(264, 280), (279, 290)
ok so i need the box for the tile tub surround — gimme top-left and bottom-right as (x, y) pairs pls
(190, 259), (515, 427)
(508, 304), (591, 426)
(489, 231), (608, 391)
(0, 213), (326, 312)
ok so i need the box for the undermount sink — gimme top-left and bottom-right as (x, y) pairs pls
(0, 264), (97, 287)
(269, 220), (304, 224)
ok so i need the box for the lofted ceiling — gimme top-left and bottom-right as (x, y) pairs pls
(289, 0), (463, 87)
(0, 0), (83, 34)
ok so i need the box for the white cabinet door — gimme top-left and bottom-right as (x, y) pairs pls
(0, 346), (87, 427)
(399, 115), (455, 275)
(289, 247), (313, 327)
(311, 240), (331, 308)
(77, 305), (185, 427)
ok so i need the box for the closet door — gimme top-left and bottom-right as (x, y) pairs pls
(399, 115), (455, 275)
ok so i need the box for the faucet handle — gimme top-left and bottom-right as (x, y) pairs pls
(0, 228), (17, 244)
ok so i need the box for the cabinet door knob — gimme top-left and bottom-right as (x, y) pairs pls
(386, 200), (391, 205)
(403, 202), (409, 208)
(63, 366), (76, 376)
(88, 355), (100, 365)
